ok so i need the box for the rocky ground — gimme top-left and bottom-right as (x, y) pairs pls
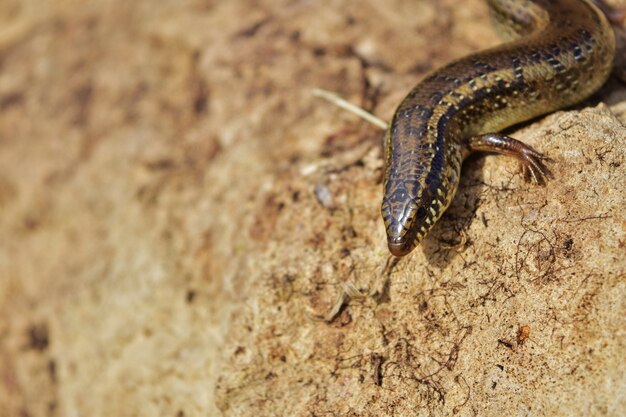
(0, 0), (625, 416)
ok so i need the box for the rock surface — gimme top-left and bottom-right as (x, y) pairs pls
(0, 0), (624, 416)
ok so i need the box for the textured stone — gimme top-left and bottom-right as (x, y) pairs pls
(0, 0), (624, 416)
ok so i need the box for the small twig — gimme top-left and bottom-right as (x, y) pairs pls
(308, 281), (366, 323)
(311, 88), (388, 130)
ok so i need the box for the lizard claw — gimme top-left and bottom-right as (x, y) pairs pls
(519, 147), (553, 186)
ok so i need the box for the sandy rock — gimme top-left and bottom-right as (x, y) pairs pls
(0, 0), (624, 416)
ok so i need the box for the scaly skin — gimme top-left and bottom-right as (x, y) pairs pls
(382, 0), (616, 257)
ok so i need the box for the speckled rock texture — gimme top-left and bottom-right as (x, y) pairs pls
(0, 0), (624, 416)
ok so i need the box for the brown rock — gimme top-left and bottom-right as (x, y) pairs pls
(0, 0), (624, 416)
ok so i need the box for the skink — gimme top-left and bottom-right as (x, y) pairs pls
(382, 0), (616, 257)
